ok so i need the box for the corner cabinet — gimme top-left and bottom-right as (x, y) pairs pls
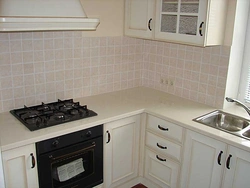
(2, 144), (39, 188)
(104, 115), (141, 188)
(180, 130), (250, 188)
(125, 0), (228, 46)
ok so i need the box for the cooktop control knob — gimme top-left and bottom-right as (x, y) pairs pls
(85, 130), (92, 137)
(52, 139), (59, 147)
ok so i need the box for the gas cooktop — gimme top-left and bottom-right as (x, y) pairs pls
(10, 99), (97, 131)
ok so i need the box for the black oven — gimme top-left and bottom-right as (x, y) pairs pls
(36, 125), (103, 188)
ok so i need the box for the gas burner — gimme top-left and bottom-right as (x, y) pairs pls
(20, 111), (40, 119)
(10, 99), (98, 131)
(52, 112), (66, 121)
(60, 105), (74, 111)
(37, 104), (51, 111)
(69, 109), (80, 115)
(26, 116), (42, 126)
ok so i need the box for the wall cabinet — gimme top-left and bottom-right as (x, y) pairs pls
(180, 130), (250, 188)
(125, 0), (228, 46)
(104, 115), (141, 188)
(125, 0), (155, 39)
(2, 144), (39, 188)
(144, 115), (183, 188)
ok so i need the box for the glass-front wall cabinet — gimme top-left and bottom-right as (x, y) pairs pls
(155, 0), (207, 45)
(125, 0), (227, 46)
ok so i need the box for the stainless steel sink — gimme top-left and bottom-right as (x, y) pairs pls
(193, 110), (250, 140)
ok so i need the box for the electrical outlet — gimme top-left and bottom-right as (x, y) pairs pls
(170, 80), (174, 86)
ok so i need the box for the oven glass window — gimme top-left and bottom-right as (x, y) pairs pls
(51, 149), (94, 188)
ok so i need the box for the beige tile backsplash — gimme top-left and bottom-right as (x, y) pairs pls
(0, 32), (230, 112)
(142, 40), (230, 108)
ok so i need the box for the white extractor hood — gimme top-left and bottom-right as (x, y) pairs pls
(0, 0), (100, 32)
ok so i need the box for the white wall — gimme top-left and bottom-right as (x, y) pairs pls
(80, 0), (124, 37)
(224, 0), (250, 109)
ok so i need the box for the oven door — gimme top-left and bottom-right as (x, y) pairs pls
(37, 137), (103, 188)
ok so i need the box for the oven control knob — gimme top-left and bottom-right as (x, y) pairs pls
(52, 140), (59, 147)
(85, 131), (92, 137)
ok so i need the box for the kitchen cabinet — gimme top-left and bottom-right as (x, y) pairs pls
(104, 115), (141, 188)
(180, 130), (227, 188)
(2, 144), (39, 188)
(124, 0), (155, 39)
(180, 130), (250, 188)
(222, 146), (250, 188)
(125, 0), (228, 46)
(144, 114), (183, 188)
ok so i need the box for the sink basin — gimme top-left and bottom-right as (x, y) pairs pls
(193, 110), (250, 140)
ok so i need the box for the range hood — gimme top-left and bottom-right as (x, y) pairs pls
(0, 0), (100, 32)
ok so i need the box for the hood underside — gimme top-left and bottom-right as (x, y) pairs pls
(0, 0), (100, 32)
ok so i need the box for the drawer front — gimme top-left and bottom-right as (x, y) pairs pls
(144, 148), (180, 188)
(147, 115), (183, 143)
(146, 132), (181, 162)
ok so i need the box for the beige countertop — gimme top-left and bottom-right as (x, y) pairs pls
(1, 87), (250, 152)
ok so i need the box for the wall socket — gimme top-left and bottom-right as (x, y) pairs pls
(160, 78), (174, 86)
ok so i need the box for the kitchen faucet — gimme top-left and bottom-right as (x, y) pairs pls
(226, 97), (250, 116)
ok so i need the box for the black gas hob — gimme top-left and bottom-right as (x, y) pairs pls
(10, 99), (97, 131)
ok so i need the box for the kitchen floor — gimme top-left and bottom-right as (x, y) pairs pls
(131, 184), (147, 188)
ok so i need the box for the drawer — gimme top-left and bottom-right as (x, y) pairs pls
(146, 132), (181, 162)
(147, 115), (183, 143)
(144, 148), (180, 188)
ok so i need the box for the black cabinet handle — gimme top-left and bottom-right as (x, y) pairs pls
(158, 125), (168, 131)
(30, 153), (36, 168)
(157, 143), (167, 149)
(199, 22), (204, 36)
(226, 154), (232, 169)
(156, 155), (166, 162)
(106, 130), (111, 144)
(148, 18), (152, 31)
(217, 151), (223, 165)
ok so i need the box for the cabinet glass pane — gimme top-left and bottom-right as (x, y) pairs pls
(179, 16), (197, 35)
(162, 0), (178, 12)
(161, 15), (177, 33)
(181, 0), (199, 13)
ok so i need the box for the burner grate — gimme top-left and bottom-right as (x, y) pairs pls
(10, 99), (97, 131)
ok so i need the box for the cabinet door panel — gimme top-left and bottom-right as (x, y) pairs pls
(125, 0), (155, 39)
(112, 122), (135, 180)
(180, 130), (227, 188)
(104, 115), (140, 188)
(222, 146), (250, 188)
(144, 148), (179, 188)
(2, 144), (39, 188)
(155, 0), (207, 45)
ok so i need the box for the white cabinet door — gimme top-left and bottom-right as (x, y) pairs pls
(144, 148), (180, 188)
(154, 0), (207, 45)
(222, 146), (250, 188)
(180, 130), (227, 188)
(2, 144), (39, 188)
(125, 0), (155, 39)
(104, 115), (140, 188)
